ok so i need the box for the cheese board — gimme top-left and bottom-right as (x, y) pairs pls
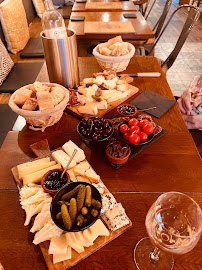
(11, 140), (132, 270)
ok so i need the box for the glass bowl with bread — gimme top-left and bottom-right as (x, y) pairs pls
(9, 81), (69, 131)
(93, 36), (135, 73)
(51, 182), (102, 232)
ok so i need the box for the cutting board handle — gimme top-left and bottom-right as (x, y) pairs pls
(30, 139), (51, 158)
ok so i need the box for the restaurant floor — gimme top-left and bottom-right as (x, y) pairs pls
(146, 0), (202, 97)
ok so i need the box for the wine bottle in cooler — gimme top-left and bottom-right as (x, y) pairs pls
(42, 0), (67, 39)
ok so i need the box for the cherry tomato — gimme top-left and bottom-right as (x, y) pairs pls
(139, 120), (148, 128)
(119, 124), (129, 133)
(142, 124), (154, 135)
(130, 125), (140, 134)
(128, 118), (139, 127)
(129, 134), (140, 144)
(139, 132), (148, 142)
(123, 132), (131, 141)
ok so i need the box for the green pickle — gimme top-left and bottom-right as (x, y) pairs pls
(85, 185), (91, 208)
(76, 214), (84, 226)
(90, 208), (98, 217)
(61, 204), (72, 231)
(81, 207), (88, 215)
(77, 185), (86, 211)
(61, 185), (82, 201)
(69, 198), (77, 223)
(56, 212), (62, 220)
(91, 198), (102, 210)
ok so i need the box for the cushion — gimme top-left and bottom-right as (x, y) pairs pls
(32, 0), (45, 18)
(0, 0), (30, 54)
(0, 39), (14, 85)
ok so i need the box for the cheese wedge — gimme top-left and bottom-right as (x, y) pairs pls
(107, 90), (131, 103)
(17, 157), (50, 172)
(65, 233), (84, 254)
(73, 161), (100, 183)
(101, 90), (119, 100)
(52, 150), (76, 169)
(18, 161), (56, 180)
(62, 140), (85, 164)
(66, 169), (75, 180)
(89, 219), (109, 236)
(94, 100), (108, 110)
(74, 231), (93, 247)
(83, 228), (98, 244)
(77, 104), (98, 115)
(75, 175), (91, 184)
(49, 234), (68, 254)
(23, 164), (61, 185)
(53, 246), (71, 264)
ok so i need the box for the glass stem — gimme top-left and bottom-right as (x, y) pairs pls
(150, 247), (160, 263)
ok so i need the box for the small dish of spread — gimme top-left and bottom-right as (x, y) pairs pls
(105, 141), (131, 164)
(41, 169), (70, 196)
(117, 104), (137, 117)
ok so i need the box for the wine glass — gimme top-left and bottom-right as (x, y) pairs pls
(134, 192), (202, 270)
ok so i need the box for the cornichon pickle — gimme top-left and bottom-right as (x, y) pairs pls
(81, 207), (88, 215)
(85, 185), (91, 208)
(92, 95), (101, 102)
(76, 214), (84, 226)
(69, 198), (77, 223)
(91, 198), (102, 209)
(61, 185), (82, 201)
(56, 212), (62, 220)
(90, 208), (98, 217)
(77, 185), (86, 211)
(57, 201), (70, 206)
(61, 204), (72, 230)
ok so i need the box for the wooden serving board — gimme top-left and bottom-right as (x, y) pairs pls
(66, 85), (139, 119)
(84, 21), (136, 34)
(11, 141), (132, 270)
(85, 2), (122, 10)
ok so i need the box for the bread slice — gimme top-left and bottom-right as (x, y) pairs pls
(13, 88), (33, 106)
(100, 47), (111, 56)
(37, 91), (54, 111)
(50, 87), (66, 106)
(98, 42), (109, 53)
(108, 36), (123, 46)
(22, 98), (38, 111)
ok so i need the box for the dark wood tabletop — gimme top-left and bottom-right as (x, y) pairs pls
(0, 192), (201, 270)
(0, 56), (201, 270)
(72, 1), (137, 12)
(68, 11), (154, 40)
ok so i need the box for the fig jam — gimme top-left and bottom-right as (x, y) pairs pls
(44, 171), (68, 191)
(119, 105), (136, 115)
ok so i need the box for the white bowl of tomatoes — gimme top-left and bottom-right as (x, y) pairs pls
(117, 118), (154, 146)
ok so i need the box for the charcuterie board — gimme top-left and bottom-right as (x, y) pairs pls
(66, 84), (139, 119)
(11, 140), (132, 270)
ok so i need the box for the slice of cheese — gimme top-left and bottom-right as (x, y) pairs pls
(73, 161), (100, 183)
(75, 175), (91, 184)
(52, 150), (76, 169)
(74, 231), (93, 247)
(83, 228), (98, 244)
(116, 84), (129, 92)
(107, 90), (131, 103)
(94, 100), (108, 110)
(62, 140), (85, 164)
(49, 234), (68, 254)
(101, 90), (119, 100)
(77, 104), (98, 115)
(23, 164), (61, 185)
(18, 161), (56, 180)
(89, 219), (109, 236)
(65, 232), (84, 254)
(53, 246), (71, 264)
(66, 169), (75, 181)
(17, 157), (50, 172)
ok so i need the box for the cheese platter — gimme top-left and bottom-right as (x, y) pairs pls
(11, 139), (132, 270)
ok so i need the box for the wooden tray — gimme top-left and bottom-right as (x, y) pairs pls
(84, 21), (136, 34)
(66, 85), (139, 119)
(11, 141), (132, 270)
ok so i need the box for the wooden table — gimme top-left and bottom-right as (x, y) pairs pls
(72, 1), (137, 12)
(0, 56), (201, 270)
(68, 11), (154, 40)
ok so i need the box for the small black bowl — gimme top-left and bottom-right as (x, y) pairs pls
(77, 117), (114, 144)
(117, 121), (154, 147)
(51, 181), (102, 232)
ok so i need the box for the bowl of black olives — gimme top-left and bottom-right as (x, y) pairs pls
(77, 117), (114, 143)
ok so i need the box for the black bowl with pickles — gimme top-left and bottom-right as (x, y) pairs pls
(51, 182), (102, 232)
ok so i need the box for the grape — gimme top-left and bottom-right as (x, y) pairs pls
(103, 119), (109, 129)
(92, 133), (98, 141)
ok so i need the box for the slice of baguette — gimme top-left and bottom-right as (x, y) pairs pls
(108, 36), (123, 46)
(13, 88), (33, 106)
(37, 91), (54, 111)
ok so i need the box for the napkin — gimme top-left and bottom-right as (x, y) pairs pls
(130, 89), (176, 118)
